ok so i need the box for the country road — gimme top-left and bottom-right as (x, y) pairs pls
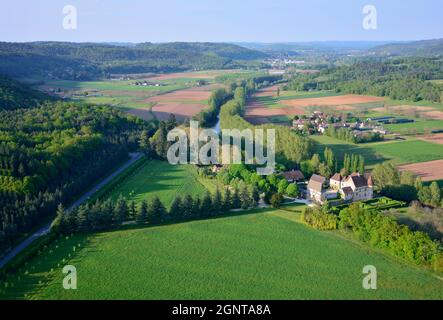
(0, 152), (144, 270)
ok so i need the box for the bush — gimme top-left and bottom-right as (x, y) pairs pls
(338, 203), (440, 266)
(270, 193), (284, 208)
(301, 207), (338, 231)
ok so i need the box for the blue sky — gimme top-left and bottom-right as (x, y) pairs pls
(0, 0), (442, 43)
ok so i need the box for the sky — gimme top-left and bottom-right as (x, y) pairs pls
(0, 0), (442, 43)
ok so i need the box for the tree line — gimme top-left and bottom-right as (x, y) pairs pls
(301, 203), (442, 272)
(325, 126), (384, 144)
(51, 186), (261, 235)
(219, 77), (312, 168)
(372, 162), (443, 208)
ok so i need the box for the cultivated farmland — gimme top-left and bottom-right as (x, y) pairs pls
(1, 208), (442, 300)
(399, 159), (443, 182)
(244, 87), (386, 125)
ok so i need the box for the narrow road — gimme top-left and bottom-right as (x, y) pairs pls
(0, 152), (144, 270)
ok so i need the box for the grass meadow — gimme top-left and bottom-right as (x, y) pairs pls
(384, 119), (443, 134)
(105, 160), (219, 207)
(311, 135), (443, 167)
(1, 207), (442, 300)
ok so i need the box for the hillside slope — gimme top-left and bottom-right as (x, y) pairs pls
(371, 39), (443, 57)
(0, 75), (50, 110)
(0, 42), (267, 80)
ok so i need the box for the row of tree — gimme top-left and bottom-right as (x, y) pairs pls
(325, 126), (384, 144)
(52, 187), (261, 235)
(300, 148), (365, 179)
(301, 202), (442, 272)
(372, 162), (443, 207)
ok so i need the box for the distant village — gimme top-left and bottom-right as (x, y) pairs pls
(291, 110), (415, 137)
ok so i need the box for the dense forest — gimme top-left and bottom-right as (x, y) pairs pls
(0, 75), (51, 110)
(0, 77), (156, 253)
(0, 42), (267, 80)
(285, 57), (443, 102)
(371, 39), (443, 57)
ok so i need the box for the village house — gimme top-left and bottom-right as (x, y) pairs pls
(281, 170), (305, 183)
(340, 173), (373, 202)
(307, 172), (373, 204)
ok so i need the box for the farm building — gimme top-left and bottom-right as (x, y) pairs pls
(307, 172), (373, 204)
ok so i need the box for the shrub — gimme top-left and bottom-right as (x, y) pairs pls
(301, 207), (338, 231)
(338, 203), (440, 266)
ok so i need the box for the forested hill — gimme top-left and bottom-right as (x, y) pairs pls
(0, 42), (267, 80)
(0, 77), (156, 252)
(371, 39), (443, 57)
(0, 75), (50, 111)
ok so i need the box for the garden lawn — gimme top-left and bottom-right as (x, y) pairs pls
(1, 209), (442, 300)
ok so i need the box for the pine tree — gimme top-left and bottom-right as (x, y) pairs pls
(114, 195), (128, 225)
(51, 203), (67, 234)
(200, 192), (213, 216)
(148, 196), (166, 223)
(212, 188), (222, 214)
(169, 196), (183, 220)
(139, 130), (152, 156)
(232, 187), (241, 209)
(222, 188), (232, 212)
(358, 156), (365, 174)
(240, 185), (251, 209)
(137, 200), (148, 223)
(129, 201), (137, 220)
(182, 195), (194, 219)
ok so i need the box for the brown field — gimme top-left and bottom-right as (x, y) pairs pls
(152, 103), (207, 121)
(417, 133), (443, 145)
(143, 84), (219, 120)
(422, 110), (443, 120)
(145, 91), (211, 103)
(399, 159), (443, 182)
(281, 94), (384, 108)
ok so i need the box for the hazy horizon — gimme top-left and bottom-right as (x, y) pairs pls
(1, 0), (442, 43)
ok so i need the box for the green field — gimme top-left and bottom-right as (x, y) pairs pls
(385, 119), (443, 134)
(104, 160), (217, 206)
(1, 208), (442, 300)
(311, 135), (443, 167)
